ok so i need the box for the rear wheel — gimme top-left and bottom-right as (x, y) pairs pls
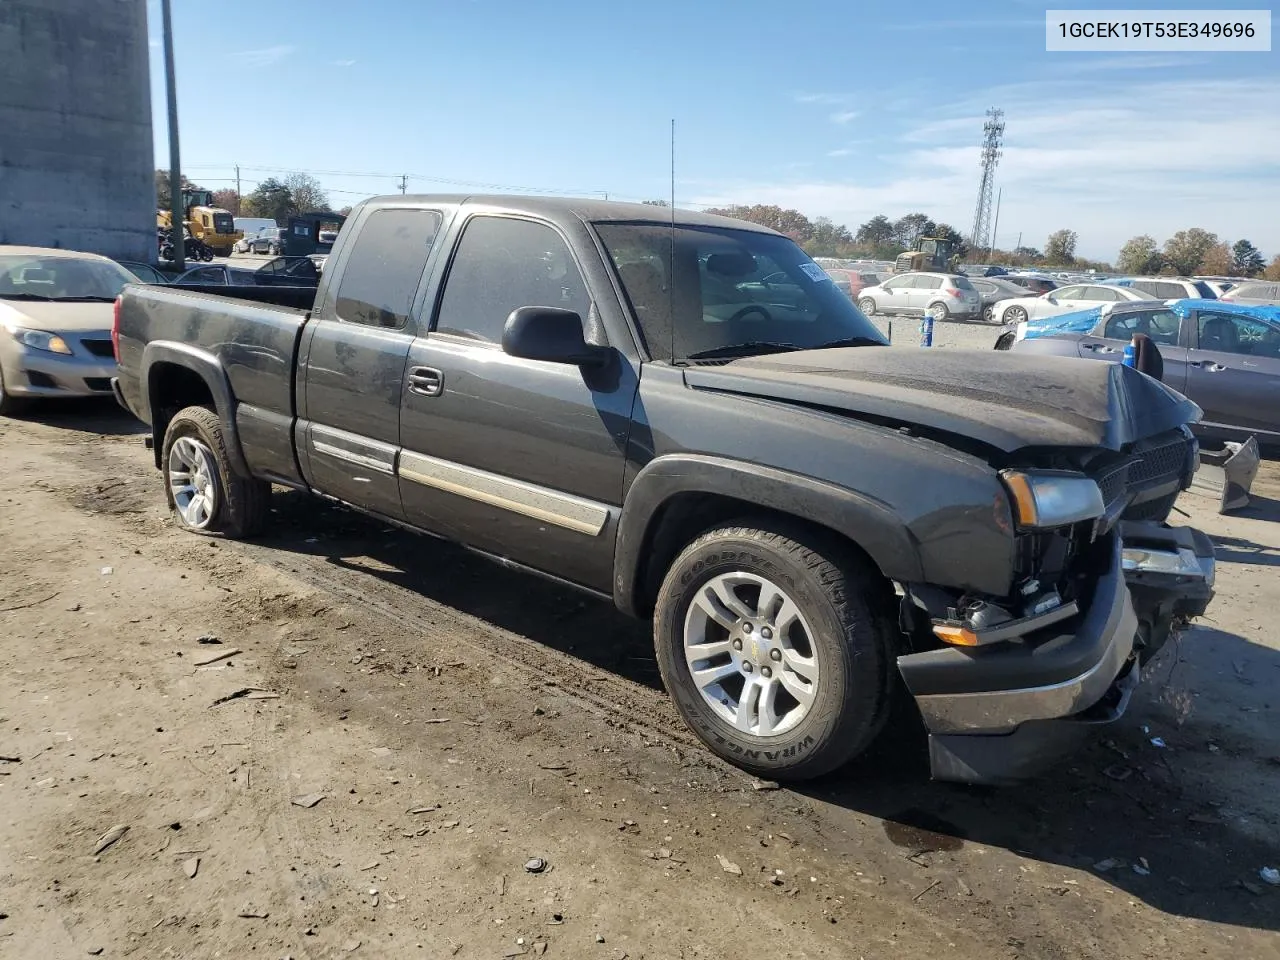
(857, 297), (876, 316)
(654, 521), (894, 780)
(927, 302), (950, 322)
(162, 405), (271, 538)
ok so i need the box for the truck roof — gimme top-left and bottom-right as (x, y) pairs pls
(356, 194), (779, 233)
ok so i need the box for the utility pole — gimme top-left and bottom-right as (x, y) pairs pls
(399, 174), (407, 195)
(161, 0), (185, 270)
(235, 164), (241, 214)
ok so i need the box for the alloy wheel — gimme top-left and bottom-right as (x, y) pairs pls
(682, 572), (819, 737)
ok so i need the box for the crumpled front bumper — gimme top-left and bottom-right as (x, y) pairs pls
(897, 523), (1215, 785)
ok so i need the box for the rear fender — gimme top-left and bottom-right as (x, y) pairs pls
(613, 453), (923, 617)
(141, 341), (250, 477)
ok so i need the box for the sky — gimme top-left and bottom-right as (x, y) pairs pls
(148, 0), (1278, 262)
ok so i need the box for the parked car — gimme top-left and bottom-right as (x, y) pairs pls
(961, 263), (1008, 277)
(989, 282), (1155, 326)
(1195, 276), (1238, 297)
(1103, 276), (1217, 300)
(112, 195), (1214, 786)
(995, 299), (1280, 445)
(969, 276), (1032, 322)
(823, 268), (880, 300)
(232, 217), (277, 248)
(173, 257), (319, 288)
(1001, 273), (1060, 295)
(0, 245), (137, 414)
(116, 261), (171, 284)
(1220, 280), (1280, 306)
(243, 228), (286, 255)
(855, 271), (982, 321)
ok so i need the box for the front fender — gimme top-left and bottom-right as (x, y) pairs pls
(141, 341), (250, 477)
(613, 453), (924, 617)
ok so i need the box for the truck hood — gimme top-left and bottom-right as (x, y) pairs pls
(683, 347), (1200, 453)
(0, 300), (114, 334)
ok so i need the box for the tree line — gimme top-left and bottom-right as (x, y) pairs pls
(1117, 230), (1278, 280)
(155, 170), (352, 225)
(695, 201), (1279, 278)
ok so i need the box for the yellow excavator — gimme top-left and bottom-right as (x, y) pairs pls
(157, 189), (243, 257)
(893, 237), (961, 274)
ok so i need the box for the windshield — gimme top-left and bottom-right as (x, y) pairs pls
(1192, 280), (1217, 299)
(596, 223), (887, 361)
(0, 255), (137, 301)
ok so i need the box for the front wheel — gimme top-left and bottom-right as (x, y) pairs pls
(654, 522), (894, 780)
(857, 297), (877, 316)
(1003, 305), (1028, 324)
(0, 367), (29, 416)
(162, 405), (271, 538)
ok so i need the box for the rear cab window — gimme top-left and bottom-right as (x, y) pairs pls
(334, 208), (443, 329)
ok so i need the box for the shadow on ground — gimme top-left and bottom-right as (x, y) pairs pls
(254, 488), (1280, 933)
(9, 398), (146, 437)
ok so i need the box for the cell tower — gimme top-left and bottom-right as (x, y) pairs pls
(968, 108), (1004, 254)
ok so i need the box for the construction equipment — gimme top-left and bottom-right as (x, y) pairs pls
(157, 189), (242, 257)
(894, 237), (961, 274)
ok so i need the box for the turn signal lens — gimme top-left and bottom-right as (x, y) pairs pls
(933, 624), (980, 647)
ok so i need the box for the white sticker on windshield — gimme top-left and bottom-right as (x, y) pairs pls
(799, 262), (829, 283)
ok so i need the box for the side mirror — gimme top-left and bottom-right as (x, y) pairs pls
(502, 306), (610, 367)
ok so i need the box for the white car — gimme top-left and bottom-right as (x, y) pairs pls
(855, 271), (982, 321)
(991, 283), (1156, 325)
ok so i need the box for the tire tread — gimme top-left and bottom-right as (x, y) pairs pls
(655, 519), (894, 780)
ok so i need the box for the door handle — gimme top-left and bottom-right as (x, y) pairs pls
(1189, 360), (1226, 372)
(408, 366), (444, 397)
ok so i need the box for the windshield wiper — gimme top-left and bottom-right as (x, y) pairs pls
(0, 292), (54, 301)
(685, 341), (804, 360)
(52, 296), (118, 302)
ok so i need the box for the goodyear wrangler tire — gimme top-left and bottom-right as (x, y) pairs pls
(654, 520), (893, 780)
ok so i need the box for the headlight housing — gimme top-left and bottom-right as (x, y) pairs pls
(9, 328), (73, 355)
(1001, 470), (1104, 529)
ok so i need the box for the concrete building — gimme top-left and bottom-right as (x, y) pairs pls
(0, 0), (154, 261)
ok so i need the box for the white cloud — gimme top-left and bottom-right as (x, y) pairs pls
(828, 149), (854, 157)
(692, 77), (1280, 260)
(332, 59), (357, 67)
(794, 92), (849, 105)
(231, 45), (295, 67)
(829, 110), (858, 124)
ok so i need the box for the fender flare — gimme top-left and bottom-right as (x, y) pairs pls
(140, 341), (250, 477)
(613, 453), (924, 617)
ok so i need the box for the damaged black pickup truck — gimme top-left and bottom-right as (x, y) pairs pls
(111, 196), (1216, 784)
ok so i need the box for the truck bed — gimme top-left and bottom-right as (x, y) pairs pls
(114, 284), (311, 485)
(167, 284), (318, 310)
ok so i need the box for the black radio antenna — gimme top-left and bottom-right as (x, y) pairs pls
(668, 118), (676, 364)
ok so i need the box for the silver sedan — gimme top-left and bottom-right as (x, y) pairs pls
(0, 246), (137, 415)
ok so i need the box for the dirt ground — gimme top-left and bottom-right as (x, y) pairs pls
(1, 394), (1278, 960)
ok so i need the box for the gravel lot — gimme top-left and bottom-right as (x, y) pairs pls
(1, 400), (1277, 959)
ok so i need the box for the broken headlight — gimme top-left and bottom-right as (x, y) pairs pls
(1001, 470), (1104, 530)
